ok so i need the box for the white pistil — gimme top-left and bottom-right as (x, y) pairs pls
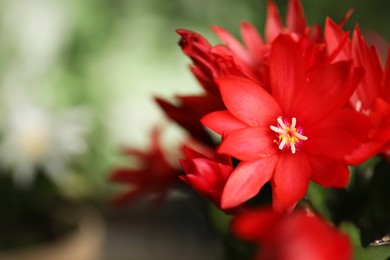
(279, 138), (287, 150)
(291, 117), (296, 130)
(270, 117), (308, 154)
(291, 143), (296, 154)
(355, 100), (362, 112)
(270, 125), (286, 134)
(294, 132), (308, 140)
(277, 117), (286, 129)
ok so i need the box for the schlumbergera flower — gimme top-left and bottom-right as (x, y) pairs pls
(156, 0), (324, 146)
(202, 35), (370, 212)
(109, 127), (182, 206)
(211, 0), (324, 87)
(324, 17), (390, 164)
(155, 29), (239, 145)
(179, 146), (233, 209)
(231, 207), (352, 260)
(330, 25), (390, 164)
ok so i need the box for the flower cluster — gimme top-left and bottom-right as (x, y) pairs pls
(110, 0), (390, 259)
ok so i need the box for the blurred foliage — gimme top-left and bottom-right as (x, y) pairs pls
(341, 222), (390, 260)
(0, 172), (77, 249)
(306, 156), (390, 259)
(327, 159), (390, 246)
(209, 204), (256, 260)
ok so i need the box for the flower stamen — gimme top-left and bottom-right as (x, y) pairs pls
(270, 117), (307, 154)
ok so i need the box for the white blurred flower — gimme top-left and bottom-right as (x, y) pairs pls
(1, 0), (72, 81)
(0, 89), (90, 188)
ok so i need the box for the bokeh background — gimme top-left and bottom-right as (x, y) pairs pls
(0, 0), (388, 259)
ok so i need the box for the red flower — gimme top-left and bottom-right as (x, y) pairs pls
(155, 94), (224, 145)
(265, 0), (322, 46)
(158, 0), (333, 146)
(176, 29), (242, 95)
(179, 146), (233, 208)
(231, 207), (352, 260)
(212, 0), (324, 86)
(156, 30), (238, 145)
(323, 19), (390, 163)
(109, 127), (182, 207)
(343, 27), (390, 164)
(211, 22), (268, 87)
(324, 17), (352, 63)
(202, 35), (368, 212)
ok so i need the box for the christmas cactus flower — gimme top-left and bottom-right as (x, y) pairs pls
(231, 207), (352, 260)
(202, 35), (369, 212)
(158, 0), (337, 147)
(155, 29), (237, 145)
(211, 0), (329, 85)
(325, 20), (390, 164)
(109, 127), (182, 206)
(345, 27), (390, 164)
(179, 146), (233, 209)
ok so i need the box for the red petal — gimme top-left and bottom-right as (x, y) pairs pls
(293, 61), (358, 126)
(324, 18), (351, 61)
(383, 47), (390, 101)
(217, 76), (281, 126)
(270, 211), (353, 260)
(155, 96), (214, 145)
(201, 110), (248, 135)
(212, 26), (250, 64)
(221, 156), (278, 209)
(180, 159), (196, 176)
(240, 22), (264, 59)
(269, 35), (305, 114)
(176, 29), (212, 51)
(231, 207), (281, 242)
(182, 146), (208, 160)
(183, 174), (211, 194)
(217, 163), (233, 180)
(109, 168), (144, 183)
(192, 158), (220, 184)
(305, 109), (369, 160)
(369, 98), (390, 130)
(352, 26), (383, 110)
(120, 147), (146, 159)
(324, 18), (342, 53)
(309, 156), (350, 188)
(306, 128), (360, 160)
(265, 0), (283, 43)
(338, 9), (354, 27)
(218, 127), (278, 161)
(271, 152), (311, 213)
(345, 141), (385, 165)
(286, 0), (306, 35)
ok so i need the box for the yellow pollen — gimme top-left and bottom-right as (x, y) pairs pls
(270, 117), (308, 154)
